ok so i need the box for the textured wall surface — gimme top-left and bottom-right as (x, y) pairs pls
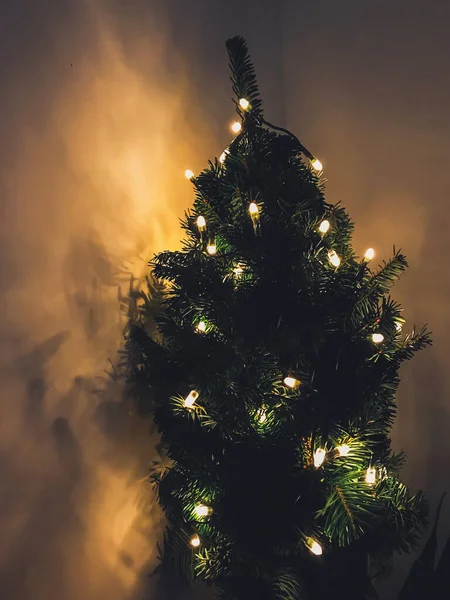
(0, 1), (282, 598)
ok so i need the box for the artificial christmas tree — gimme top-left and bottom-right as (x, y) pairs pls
(127, 37), (431, 599)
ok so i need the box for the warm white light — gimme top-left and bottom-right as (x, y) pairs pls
(197, 321), (206, 333)
(311, 158), (323, 171)
(194, 505), (212, 518)
(314, 448), (326, 468)
(239, 98), (250, 110)
(196, 215), (206, 231)
(249, 202), (259, 215)
(207, 243), (217, 255)
(307, 538), (323, 555)
(234, 264), (244, 276)
(364, 248), (375, 261)
(319, 220), (330, 234)
(328, 250), (341, 267)
(283, 376), (300, 388)
(256, 407), (267, 424)
(372, 333), (384, 344)
(365, 466), (377, 485)
(231, 121), (242, 134)
(185, 169), (194, 179)
(219, 149), (229, 163)
(190, 534), (201, 547)
(184, 390), (199, 408)
(337, 444), (350, 457)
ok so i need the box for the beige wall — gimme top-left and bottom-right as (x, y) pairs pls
(0, 1), (282, 599)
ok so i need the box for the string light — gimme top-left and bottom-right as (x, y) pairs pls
(372, 333), (384, 344)
(249, 202), (259, 216)
(364, 248), (375, 261)
(239, 98), (250, 110)
(256, 407), (267, 424)
(194, 504), (212, 518)
(190, 534), (201, 548)
(184, 390), (199, 408)
(219, 149), (229, 163)
(328, 250), (341, 268)
(196, 215), (206, 232)
(337, 444), (350, 457)
(365, 466), (377, 485)
(314, 448), (326, 468)
(283, 376), (300, 388)
(207, 242), (217, 255)
(319, 220), (330, 234)
(231, 121), (242, 134)
(306, 538), (323, 556)
(233, 264), (244, 276)
(196, 321), (206, 333)
(185, 169), (194, 179)
(311, 158), (323, 171)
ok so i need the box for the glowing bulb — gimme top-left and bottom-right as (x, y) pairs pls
(207, 243), (217, 255)
(283, 376), (300, 388)
(196, 215), (206, 231)
(337, 444), (350, 457)
(194, 505), (212, 518)
(306, 538), (323, 555)
(249, 202), (259, 215)
(311, 158), (323, 171)
(185, 169), (194, 179)
(328, 250), (341, 267)
(366, 466), (377, 485)
(197, 321), (206, 333)
(372, 333), (384, 344)
(314, 448), (326, 468)
(239, 98), (250, 110)
(219, 149), (229, 163)
(231, 121), (242, 134)
(190, 534), (201, 548)
(256, 407), (267, 424)
(233, 264), (244, 276)
(364, 248), (375, 261)
(184, 390), (199, 408)
(319, 220), (330, 234)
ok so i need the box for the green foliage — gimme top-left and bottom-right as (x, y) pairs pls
(127, 35), (431, 599)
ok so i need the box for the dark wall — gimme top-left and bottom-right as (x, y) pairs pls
(283, 1), (450, 597)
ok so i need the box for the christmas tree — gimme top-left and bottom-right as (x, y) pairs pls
(127, 37), (431, 600)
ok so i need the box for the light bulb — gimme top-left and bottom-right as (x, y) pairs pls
(233, 264), (244, 276)
(256, 407), (267, 424)
(194, 504), (212, 518)
(197, 321), (206, 333)
(372, 333), (384, 344)
(185, 169), (194, 179)
(184, 390), (199, 408)
(311, 158), (323, 171)
(283, 376), (300, 388)
(314, 448), (326, 468)
(364, 248), (375, 261)
(190, 534), (201, 547)
(328, 250), (341, 267)
(207, 243), (217, 255)
(337, 444), (350, 457)
(219, 149), (229, 163)
(249, 202), (259, 215)
(196, 215), (206, 231)
(365, 466), (377, 485)
(231, 121), (242, 134)
(319, 220), (330, 234)
(306, 538), (323, 555)
(239, 98), (250, 110)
